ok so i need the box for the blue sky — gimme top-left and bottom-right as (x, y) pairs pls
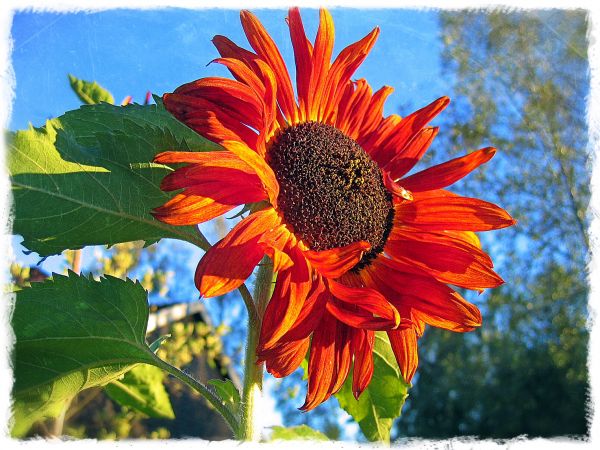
(10, 8), (446, 129)
(9, 8), (448, 274)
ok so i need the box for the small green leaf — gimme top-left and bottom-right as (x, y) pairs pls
(11, 272), (157, 436)
(68, 74), (115, 105)
(8, 101), (219, 256)
(105, 364), (175, 419)
(149, 335), (170, 353)
(334, 332), (410, 443)
(207, 379), (240, 416)
(269, 425), (329, 441)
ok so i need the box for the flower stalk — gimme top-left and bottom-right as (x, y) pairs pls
(239, 257), (273, 441)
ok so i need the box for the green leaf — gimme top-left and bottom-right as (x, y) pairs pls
(149, 335), (170, 353)
(269, 425), (329, 441)
(207, 379), (240, 416)
(68, 74), (115, 105)
(8, 101), (219, 256)
(105, 364), (175, 419)
(334, 332), (410, 443)
(11, 272), (157, 436)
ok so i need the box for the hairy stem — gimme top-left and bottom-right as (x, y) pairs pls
(151, 355), (240, 436)
(239, 257), (273, 441)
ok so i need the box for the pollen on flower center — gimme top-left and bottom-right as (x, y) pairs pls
(267, 121), (394, 270)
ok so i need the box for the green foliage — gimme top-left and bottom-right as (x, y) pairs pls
(269, 425), (329, 441)
(207, 379), (240, 417)
(335, 332), (409, 443)
(8, 100), (218, 257)
(11, 273), (157, 436)
(105, 364), (175, 419)
(68, 74), (115, 105)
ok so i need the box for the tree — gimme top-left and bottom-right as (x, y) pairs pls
(395, 10), (589, 439)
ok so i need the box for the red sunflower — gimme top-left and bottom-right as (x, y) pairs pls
(152, 8), (515, 410)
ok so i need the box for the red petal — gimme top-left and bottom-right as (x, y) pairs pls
(300, 312), (337, 411)
(303, 240), (371, 279)
(336, 79), (372, 138)
(287, 7), (312, 121)
(262, 338), (310, 378)
(320, 27), (379, 121)
(258, 225), (294, 272)
(240, 10), (298, 123)
(326, 280), (401, 330)
(358, 85), (394, 138)
(387, 327), (418, 383)
(351, 329), (374, 398)
(384, 126), (440, 179)
(368, 258), (482, 332)
(396, 193), (516, 231)
(259, 245), (312, 350)
(385, 233), (503, 290)
(308, 8), (335, 121)
(329, 321), (353, 394)
(401, 147), (496, 192)
(373, 97), (449, 167)
(220, 140), (280, 206)
(270, 276), (329, 344)
(195, 208), (279, 297)
(212, 35), (259, 70)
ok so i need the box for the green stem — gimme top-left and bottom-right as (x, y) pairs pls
(239, 257), (273, 441)
(151, 355), (240, 436)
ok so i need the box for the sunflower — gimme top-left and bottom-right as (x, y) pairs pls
(152, 8), (515, 410)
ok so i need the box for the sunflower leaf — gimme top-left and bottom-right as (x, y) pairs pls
(269, 425), (329, 441)
(334, 332), (410, 443)
(68, 74), (115, 105)
(207, 379), (241, 417)
(105, 364), (175, 419)
(8, 100), (219, 256)
(10, 272), (158, 436)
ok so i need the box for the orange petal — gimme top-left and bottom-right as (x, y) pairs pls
(375, 96), (449, 166)
(258, 245), (312, 350)
(391, 226), (492, 266)
(300, 312), (337, 411)
(385, 235), (503, 290)
(368, 258), (482, 332)
(335, 79), (372, 138)
(262, 337), (310, 378)
(258, 225), (294, 272)
(308, 8), (335, 121)
(327, 279), (401, 330)
(303, 240), (371, 279)
(212, 34), (259, 69)
(387, 327), (418, 384)
(195, 208), (279, 297)
(320, 27), (380, 122)
(401, 147), (497, 192)
(351, 329), (374, 399)
(383, 126), (439, 180)
(240, 10), (298, 123)
(382, 171), (414, 202)
(396, 193), (516, 231)
(220, 140), (280, 206)
(269, 276), (329, 344)
(358, 85), (394, 138)
(154, 150), (243, 166)
(444, 230), (482, 249)
(329, 321), (353, 394)
(163, 95), (259, 149)
(287, 7), (313, 121)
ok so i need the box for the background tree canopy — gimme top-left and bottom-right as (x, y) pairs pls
(394, 9), (590, 439)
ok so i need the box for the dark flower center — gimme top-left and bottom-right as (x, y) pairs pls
(267, 121), (394, 271)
